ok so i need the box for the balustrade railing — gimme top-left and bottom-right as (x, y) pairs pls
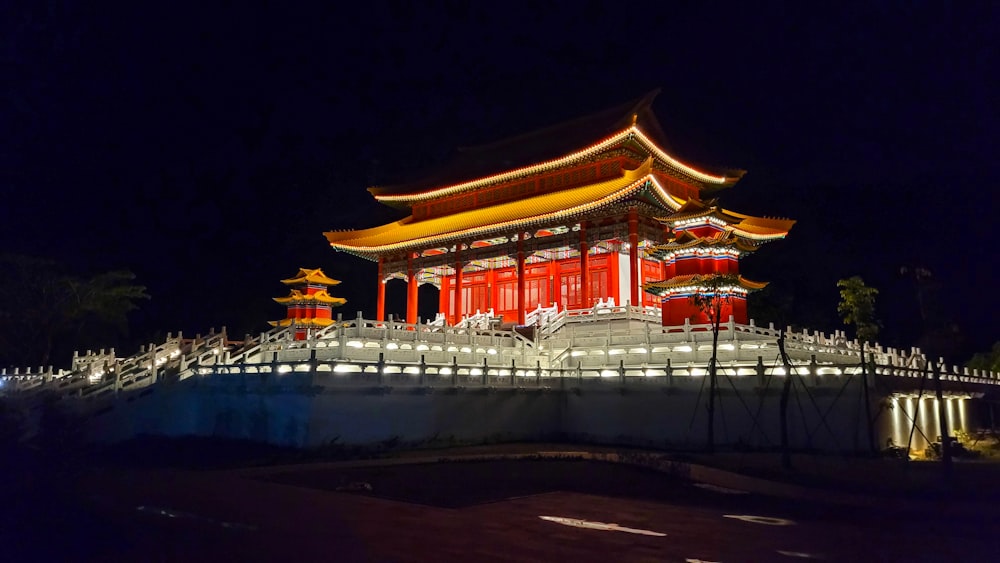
(456, 308), (501, 330)
(191, 351), (989, 394)
(3, 312), (998, 402)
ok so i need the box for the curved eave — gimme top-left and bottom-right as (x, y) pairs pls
(630, 127), (742, 187)
(273, 295), (347, 305)
(646, 236), (758, 259)
(660, 209), (718, 223)
(327, 159), (684, 260)
(663, 208), (795, 242)
(371, 125), (734, 205)
(643, 274), (768, 297)
(280, 268), (342, 286)
(728, 224), (793, 241)
(725, 211), (797, 233)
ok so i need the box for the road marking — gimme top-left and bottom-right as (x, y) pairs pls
(777, 550), (822, 558)
(136, 505), (258, 531)
(723, 514), (795, 526)
(694, 483), (747, 494)
(539, 516), (667, 536)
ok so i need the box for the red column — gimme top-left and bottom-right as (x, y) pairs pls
(609, 252), (619, 304)
(517, 235), (526, 325)
(548, 258), (557, 308)
(628, 207), (640, 307)
(661, 223), (672, 306)
(376, 256), (386, 322)
(579, 223), (590, 308)
(487, 267), (496, 312)
(454, 244), (463, 325)
(406, 253), (418, 325)
(439, 274), (450, 320)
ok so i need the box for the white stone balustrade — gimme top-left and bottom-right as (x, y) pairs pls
(2, 311), (997, 401)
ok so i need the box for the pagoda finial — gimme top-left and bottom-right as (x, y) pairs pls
(631, 113), (638, 127)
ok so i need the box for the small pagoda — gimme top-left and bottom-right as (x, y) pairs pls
(643, 200), (793, 325)
(270, 268), (346, 340)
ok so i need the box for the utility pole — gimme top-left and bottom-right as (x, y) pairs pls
(860, 345), (876, 454)
(931, 361), (953, 480)
(777, 329), (793, 470)
(706, 297), (720, 454)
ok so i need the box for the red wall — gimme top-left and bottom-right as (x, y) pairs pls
(660, 294), (749, 326)
(439, 254), (668, 324)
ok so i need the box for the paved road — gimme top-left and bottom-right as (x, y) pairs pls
(5, 458), (998, 562)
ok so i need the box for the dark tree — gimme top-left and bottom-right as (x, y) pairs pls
(690, 273), (741, 453)
(837, 276), (879, 344)
(967, 342), (1000, 374)
(0, 255), (150, 367)
(900, 267), (964, 362)
(837, 275), (880, 453)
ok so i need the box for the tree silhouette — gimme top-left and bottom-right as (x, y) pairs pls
(0, 255), (150, 367)
(900, 266), (964, 362)
(690, 273), (741, 453)
(836, 276), (879, 344)
(836, 275), (880, 453)
(967, 342), (1000, 373)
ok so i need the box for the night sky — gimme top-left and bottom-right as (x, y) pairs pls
(2, 2), (996, 363)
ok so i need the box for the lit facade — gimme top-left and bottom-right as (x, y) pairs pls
(643, 199), (792, 325)
(325, 92), (793, 326)
(6, 95), (999, 457)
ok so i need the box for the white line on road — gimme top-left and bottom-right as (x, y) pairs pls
(777, 549), (822, 558)
(135, 505), (258, 531)
(723, 514), (796, 526)
(539, 516), (667, 536)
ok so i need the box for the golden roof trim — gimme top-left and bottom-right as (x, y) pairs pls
(643, 274), (769, 293)
(372, 125), (736, 205)
(280, 268), (342, 286)
(273, 289), (347, 305)
(326, 158), (685, 259)
(648, 232), (759, 255)
(658, 204), (795, 241)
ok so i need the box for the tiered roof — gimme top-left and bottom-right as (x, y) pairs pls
(646, 230), (759, 261)
(644, 274), (769, 297)
(273, 289), (347, 306)
(280, 268), (342, 286)
(325, 92), (792, 265)
(326, 158), (684, 259)
(661, 199), (795, 241)
(269, 268), (345, 329)
(368, 90), (743, 204)
(642, 199), (793, 297)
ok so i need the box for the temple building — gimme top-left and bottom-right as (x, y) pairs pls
(643, 199), (793, 325)
(269, 268), (346, 339)
(324, 91), (793, 327)
(3, 93), (992, 459)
